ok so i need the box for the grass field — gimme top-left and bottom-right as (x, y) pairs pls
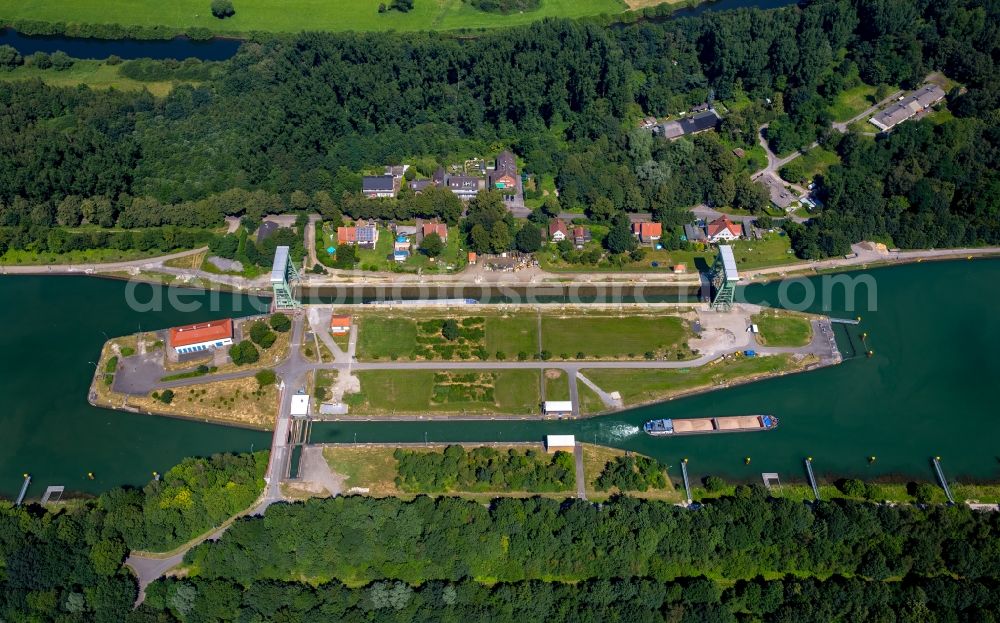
(1, 0), (628, 34)
(828, 83), (886, 122)
(0, 59), (189, 96)
(780, 147), (840, 183)
(583, 353), (805, 406)
(347, 369), (540, 415)
(544, 369), (569, 401)
(580, 444), (680, 501)
(576, 382), (606, 414)
(541, 313), (691, 359)
(751, 311), (812, 347)
(356, 316), (419, 360)
(323, 446), (402, 496)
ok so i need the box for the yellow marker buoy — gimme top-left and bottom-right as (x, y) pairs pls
(935, 456), (941, 461)
(807, 456), (813, 462)
(87, 472), (94, 480)
(744, 456), (751, 465)
(23, 473), (29, 478)
(683, 458), (688, 464)
(867, 350), (874, 357)
(868, 456), (876, 463)
(856, 316), (862, 322)
(967, 256), (972, 260)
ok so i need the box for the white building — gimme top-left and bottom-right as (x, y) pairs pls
(543, 401), (573, 415)
(290, 394), (310, 417)
(545, 434), (576, 452)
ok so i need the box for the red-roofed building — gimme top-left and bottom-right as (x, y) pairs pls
(422, 222), (448, 243)
(169, 319), (233, 355)
(468, 251), (477, 265)
(706, 216), (742, 243)
(330, 315), (352, 335)
(337, 226), (357, 245)
(631, 221), (662, 244)
(548, 218), (568, 242)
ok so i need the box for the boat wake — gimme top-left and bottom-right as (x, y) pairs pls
(601, 423), (641, 441)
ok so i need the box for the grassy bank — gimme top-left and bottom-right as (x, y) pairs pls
(1, 0), (628, 35)
(0, 59), (191, 96)
(583, 353), (810, 406)
(751, 310), (813, 347)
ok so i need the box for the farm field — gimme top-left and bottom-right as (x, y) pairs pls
(0, 0), (628, 35)
(541, 314), (691, 359)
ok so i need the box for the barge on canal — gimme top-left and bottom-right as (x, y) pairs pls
(643, 415), (778, 436)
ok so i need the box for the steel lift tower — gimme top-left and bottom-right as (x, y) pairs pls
(270, 245), (301, 310)
(710, 244), (738, 311)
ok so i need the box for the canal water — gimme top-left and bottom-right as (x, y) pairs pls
(1, 258), (998, 498)
(0, 277), (271, 498)
(0, 27), (240, 60)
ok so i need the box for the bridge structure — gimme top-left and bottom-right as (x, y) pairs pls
(270, 246), (301, 310)
(710, 244), (738, 311)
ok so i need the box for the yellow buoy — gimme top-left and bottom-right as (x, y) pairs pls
(868, 456), (876, 463)
(867, 350), (874, 357)
(807, 456), (813, 462)
(683, 458), (688, 464)
(87, 472), (94, 480)
(935, 456), (941, 461)
(856, 316), (862, 322)
(967, 256), (972, 260)
(744, 456), (751, 465)
(23, 473), (29, 478)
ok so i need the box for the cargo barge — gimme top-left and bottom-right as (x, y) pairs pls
(643, 415), (778, 436)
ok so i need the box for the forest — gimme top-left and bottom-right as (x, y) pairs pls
(393, 444), (576, 492)
(1, 0), (999, 261)
(0, 452), (265, 622)
(186, 490), (1000, 586)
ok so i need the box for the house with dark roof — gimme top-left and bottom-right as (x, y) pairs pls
(683, 223), (707, 243)
(870, 84), (946, 131)
(490, 150), (518, 191)
(656, 110), (721, 140)
(446, 176), (481, 200)
(362, 175), (396, 198)
(572, 226), (591, 249)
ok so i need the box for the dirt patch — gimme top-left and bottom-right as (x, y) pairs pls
(623, 0), (681, 11)
(545, 369), (563, 380)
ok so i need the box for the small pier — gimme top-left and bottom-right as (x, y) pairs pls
(15, 474), (31, 506)
(804, 458), (821, 500)
(932, 457), (955, 504)
(830, 317), (861, 325)
(680, 459), (693, 505)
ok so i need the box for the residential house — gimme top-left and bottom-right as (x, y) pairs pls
(489, 150), (518, 191)
(384, 164), (409, 179)
(656, 110), (721, 140)
(362, 175), (396, 198)
(683, 223), (707, 243)
(691, 102), (710, 113)
(631, 221), (662, 245)
(330, 315), (352, 334)
(338, 222), (379, 248)
(408, 167), (446, 193)
(549, 219), (569, 242)
(572, 226), (591, 249)
(468, 252), (477, 265)
(422, 221), (448, 243)
(673, 263), (687, 274)
(446, 175), (481, 200)
(870, 84), (945, 131)
(705, 216), (742, 243)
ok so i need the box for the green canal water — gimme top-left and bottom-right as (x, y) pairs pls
(1, 259), (999, 497)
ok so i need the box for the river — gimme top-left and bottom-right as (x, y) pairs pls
(2, 258), (998, 498)
(0, 0), (797, 61)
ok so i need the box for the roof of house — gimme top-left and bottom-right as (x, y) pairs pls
(409, 179), (433, 192)
(447, 176), (480, 190)
(356, 225), (377, 243)
(706, 216), (741, 238)
(683, 223), (707, 241)
(169, 318), (233, 348)
(330, 315), (352, 328)
(337, 227), (356, 244)
(660, 110), (720, 139)
(422, 222), (448, 238)
(495, 150), (516, 175)
(632, 221), (662, 239)
(468, 251), (477, 262)
(573, 226), (589, 238)
(871, 84), (945, 130)
(362, 175), (395, 192)
(549, 219), (568, 237)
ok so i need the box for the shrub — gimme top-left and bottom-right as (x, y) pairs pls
(248, 320), (276, 349)
(229, 341), (259, 365)
(704, 475), (726, 492)
(254, 369), (276, 388)
(211, 0), (236, 18)
(30, 52), (52, 69)
(442, 319), (459, 341)
(269, 313), (291, 332)
(120, 346), (136, 357)
(50, 50), (73, 71)
(837, 478), (867, 498)
(0, 44), (23, 70)
(158, 389), (175, 404)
